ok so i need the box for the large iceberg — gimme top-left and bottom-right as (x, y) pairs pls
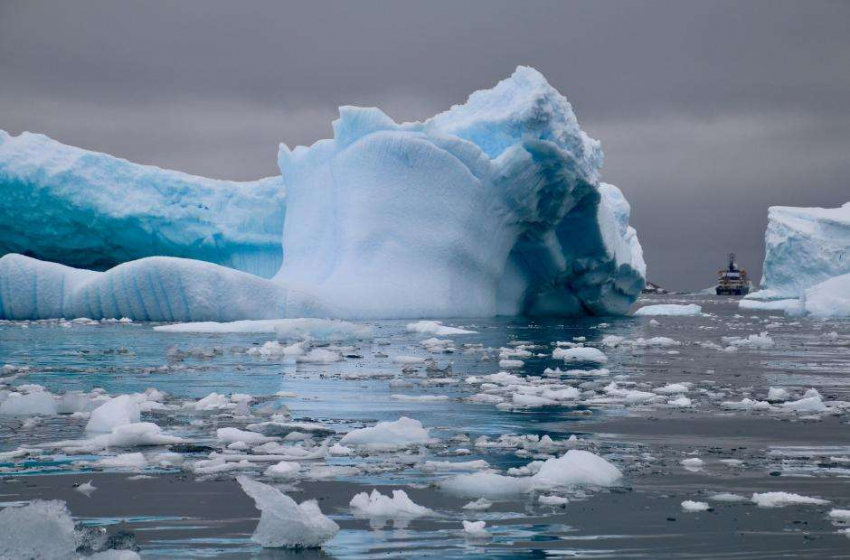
(0, 130), (286, 278)
(747, 203), (850, 316)
(0, 66), (645, 321)
(756, 203), (850, 298)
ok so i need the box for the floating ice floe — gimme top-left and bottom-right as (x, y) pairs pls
(441, 450), (621, 499)
(721, 332), (775, 349)
(751, 492), (829, 508)
(710, 493), (747, 502)
(156, 318), (374, 343)
(406, 321), (477, 336)
(552, 347), (608, 363)
(340, 417), (434, 449)
(681, 500), (710, 512)
(633, 304), (702, 316)
(237, 475), (339, 548)
(462, 520), (490, 538)
(349, 489), (433, 528)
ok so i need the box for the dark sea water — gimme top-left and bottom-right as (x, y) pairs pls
(2, 294), (850, 558)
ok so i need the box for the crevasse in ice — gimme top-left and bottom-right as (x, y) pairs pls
(0, 66), (645, 320)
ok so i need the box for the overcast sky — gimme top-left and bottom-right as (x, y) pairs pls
(2, 0), (848, 290)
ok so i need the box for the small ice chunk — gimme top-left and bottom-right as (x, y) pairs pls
(340, 417), (433, 449)
(710, 492), (747, 502)
(781, 395), (828, 413)
(498, 359), (524, 369)
(0, 390), (57, 416)
(634, 304), (701, 316)
(265, 461), (301, 479)
(462, 498), (492, 511)
(297, 349), (342, 363)
(462, 520), (489, 538)
(681, 500), (710, 512)
(406, 321), (476, 336)
(539, 495), (569, 506)
(237, 475), (339, 548)
(828, 509), (850, 521)
(667, 396), (693, 407)
(86, 395), (141, 433)
(97, 452), (147, 469)
(681, 457), (705, 470)
(75, 480), (97, 497)
(217, 427), (276, 445)
(349, 489), (433, 524)
(751, 492), (829, 508)
(766, 387), (790, 401)
(553, 347), (608, 363)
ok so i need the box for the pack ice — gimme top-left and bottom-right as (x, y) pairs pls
(0, 66), (645, 321)
(746, 203), (850, 317)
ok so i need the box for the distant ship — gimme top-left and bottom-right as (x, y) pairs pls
(716, 253), (750, 296)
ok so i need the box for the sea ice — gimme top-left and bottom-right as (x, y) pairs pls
(553, 347), (608, 363)
(681, 500), (710, 512)
(441, 450), (620, 498)
(156, 318), (373, 343)
(406, 321), (477, 336)
(237, 475), (339, 548)
(340, 417), (433, 449)
(349, 489), (433, 525)
(633, 304), (702, 316)
(462, 520), (490, 538)
(751, 492), (829, 508)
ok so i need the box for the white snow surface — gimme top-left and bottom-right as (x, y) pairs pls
(0, 66), (645, 321)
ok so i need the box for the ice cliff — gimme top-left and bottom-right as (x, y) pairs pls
(746, 203), (850, 317)
(0, 130), (286, 278)
(0, 66), (645, 321)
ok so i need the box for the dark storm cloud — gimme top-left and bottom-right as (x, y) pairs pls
(1, 0), (849, 289)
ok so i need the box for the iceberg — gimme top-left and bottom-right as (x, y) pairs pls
(747, 203), (850, 316)
(0, 66), (645, 320)
(0, 130), (286, 278)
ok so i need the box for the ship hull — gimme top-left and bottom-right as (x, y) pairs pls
(716, 286), (750, 296)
